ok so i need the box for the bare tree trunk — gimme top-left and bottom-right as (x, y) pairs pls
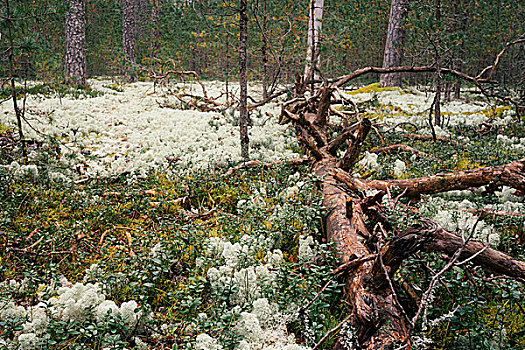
(4, 0), (27, 161)
(122, 0), (138, 82)
(454, 0), (468, 99)
(239, 0), (249, 159)
(433, 0), (442, 126)
(150, 0), (161, 59)
(261, 0), (268, 100)
(65, 0), (86, 86)
(304, 0), (324, 88)
(380, 0), (410, 87)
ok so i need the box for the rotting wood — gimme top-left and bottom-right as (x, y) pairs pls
(334, 158), (525, 198)
(281, 72), (525, 348)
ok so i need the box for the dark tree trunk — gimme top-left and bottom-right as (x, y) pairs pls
(239, 0), (249, 159)
(5, 0), (27, 161)
(65, 0), (86, 86)
(433, 0), (442, 126)
(380, 0), (410, 87)
(122, 0), (138, 82)
(150, 0), (161, 59)
(261, 0), (268, 100)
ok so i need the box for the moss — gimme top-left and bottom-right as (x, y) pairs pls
(346, 82), (402, 95)
(0, 122), (13, 135)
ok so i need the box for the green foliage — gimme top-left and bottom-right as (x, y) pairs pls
(0, 161), (345, 349)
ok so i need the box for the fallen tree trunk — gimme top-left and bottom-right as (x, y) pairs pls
(334, 158), (525, 198)
(281, 83), (525, 349)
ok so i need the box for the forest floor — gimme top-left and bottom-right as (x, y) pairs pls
(1, 80), (524, 350)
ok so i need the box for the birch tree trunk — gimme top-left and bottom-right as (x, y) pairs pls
(239, 0), (249, 159)
(380, 0), (410, 87)
(65, 0), (86, 86)
(122, 0), (138, 82)
(304, 0), (324, 86)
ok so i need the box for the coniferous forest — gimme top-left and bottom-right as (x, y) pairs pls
(1, 0), (525, 349)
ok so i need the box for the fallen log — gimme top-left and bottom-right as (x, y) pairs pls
(281, 83), (525, 349)
(334, 158), (525, 198)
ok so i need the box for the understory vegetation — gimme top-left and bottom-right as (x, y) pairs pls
(1, 81), (524, 349)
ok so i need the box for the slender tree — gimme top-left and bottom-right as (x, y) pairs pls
(4, 0), (27, 161)
(380, 0), (410, 87)
(65, 0), (86, 85)
(261, 0), (268, 99)
(304, 0), (324, 87)
(122, 0), (138, 82)
(239, 0), (249, 159)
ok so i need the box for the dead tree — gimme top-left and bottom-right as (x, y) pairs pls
(239, 0), (249, 159)
(281, 70), (525, 349)
(304, 0), (324, 90)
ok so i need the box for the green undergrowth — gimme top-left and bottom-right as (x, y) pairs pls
(1, 85), (525, 349)
(0, 163), (344, 349)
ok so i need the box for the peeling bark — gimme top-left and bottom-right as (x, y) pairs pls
(304, 0), (324, 89)
(335, 158), (525, 198)
(281, 76), (525, 349)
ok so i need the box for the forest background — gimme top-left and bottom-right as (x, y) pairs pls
(2, 0), (524, 95)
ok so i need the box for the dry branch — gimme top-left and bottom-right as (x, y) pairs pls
(280, 63), (525, 348)
(335, 158), (525, 198)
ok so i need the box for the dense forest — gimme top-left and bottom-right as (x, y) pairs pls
(1, 0), (525, 349)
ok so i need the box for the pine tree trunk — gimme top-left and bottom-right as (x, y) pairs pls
(261, 0), (268, 100)
(65, 0), (86, 86)
(380, 0), (409, 87)
(150, 0), (161, 59)
(239, 0), (249, 159)
(433, 0), (442, 126)
(122, 0), (138, 82)
(304, 0), (324, 87)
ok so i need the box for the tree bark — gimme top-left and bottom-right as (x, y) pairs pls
(335, 158), (525, 198)
(281, 76), (525, 348)
(65, 0), (86, 86)
(239, 0), (249, 159)
(380, 0), (410, 87)
(261, 0), (268, 100)
(4, 0), (27, 161)
(122, 0), (138, 82)
(304, 0), (324, 88)
(150, 0), (161, 59)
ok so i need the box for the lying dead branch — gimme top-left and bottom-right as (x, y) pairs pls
(335, 158), (525, 198)
(280, 69), (525, 348)
(398, 132), (461, 145)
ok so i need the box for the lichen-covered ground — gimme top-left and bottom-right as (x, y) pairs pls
(1, 81), (524, 349)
